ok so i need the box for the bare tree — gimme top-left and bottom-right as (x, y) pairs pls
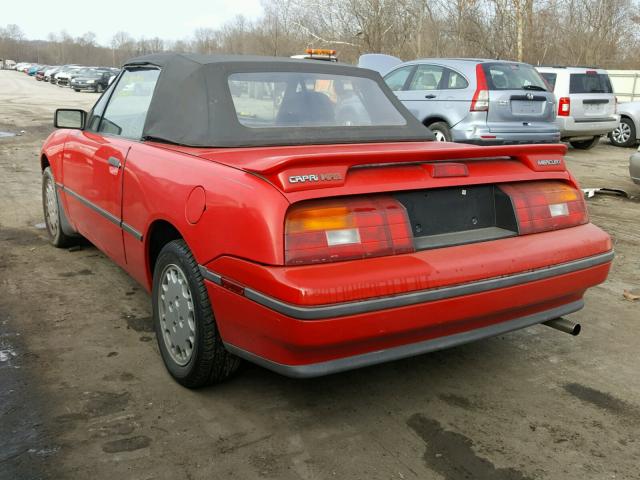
(2, 0), (640, 68)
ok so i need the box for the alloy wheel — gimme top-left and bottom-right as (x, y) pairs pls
(433, 130), (447, 142)
(612, 122), (631, 144)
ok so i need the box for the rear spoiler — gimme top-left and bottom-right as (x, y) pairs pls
(241, 143), (569, 193)
(243, 143), (568, 174)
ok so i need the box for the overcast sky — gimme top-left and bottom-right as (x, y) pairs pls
(4, 0), (265, 45)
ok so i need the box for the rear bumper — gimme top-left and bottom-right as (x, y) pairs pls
(223, 300), (585, 378)
(451, 126), (561, 145)
(630, 152), (640, 184)
(557, 116), (619, 138)
(203, 251), (611, 320)
(201, 224), (612, 377)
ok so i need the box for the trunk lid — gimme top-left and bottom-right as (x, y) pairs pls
(482, 63), (557, 133)
(568, 71), (616, 120)
(358, 54), (403, 76)
(153, 141), (571, 199)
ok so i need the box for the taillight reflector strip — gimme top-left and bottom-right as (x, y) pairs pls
(285, 196), (415, 265)
(500, 181), (588, 235)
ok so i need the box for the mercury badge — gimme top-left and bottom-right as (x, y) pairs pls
(537, 159), (562, 166)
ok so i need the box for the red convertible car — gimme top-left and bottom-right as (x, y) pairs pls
(41, 54), (613, 388)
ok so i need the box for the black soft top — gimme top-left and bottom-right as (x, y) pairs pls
(122, 53), (434, 148)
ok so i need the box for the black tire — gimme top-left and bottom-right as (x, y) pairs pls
(96, 84), (104, 93)
(428, 121), (452, 142)
(73, 88), (80, 92)
(152, 239), (241, 388)
(569, 136), (600, 150)
(42, 167), (76, 248)
(608, 117), (637, 148)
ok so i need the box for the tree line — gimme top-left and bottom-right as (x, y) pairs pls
(2, 0), (639, 68)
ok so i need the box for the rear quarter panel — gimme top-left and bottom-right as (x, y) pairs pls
(617, 102), (640, 136)
(120, 143), (291, 290)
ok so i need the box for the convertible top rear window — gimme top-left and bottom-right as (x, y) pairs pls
(119, 53), (433, 147)
(228, 72), (406, 128)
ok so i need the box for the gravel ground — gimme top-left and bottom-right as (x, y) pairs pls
(1, 70), (639, 480)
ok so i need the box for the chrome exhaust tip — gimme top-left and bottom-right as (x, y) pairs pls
(543, 317), (581, 336)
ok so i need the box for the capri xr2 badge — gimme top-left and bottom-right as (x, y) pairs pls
(288, 173), (343, 183)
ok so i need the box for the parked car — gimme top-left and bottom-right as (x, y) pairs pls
(27, 64), (41, 76)
(35, 66), (49, 81)
(43, 66), (61, 82)
(629, 149), (640, 184)
(49, 66), (68, 85)
(70, 68), (117, 93)
(41, 53), (612, 387)
(607, 101), (640, 147)
(536, 66), (619, 149)
(54, 65), (84, 86)
(1, 59), (16, 69)
(359, 55), (560, 144)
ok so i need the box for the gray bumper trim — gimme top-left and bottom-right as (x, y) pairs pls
(574, 117), (618, 123)
(200, 251), (613, 320)
(223, 300), (585, 378)
(57, 183), (143, 241)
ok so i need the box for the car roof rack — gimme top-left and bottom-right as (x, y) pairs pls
(538, 65), (601, 69)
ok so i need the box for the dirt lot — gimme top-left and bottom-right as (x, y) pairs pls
(1, 70), (639, 480)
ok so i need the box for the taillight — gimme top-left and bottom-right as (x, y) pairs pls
(285, 196), (415, 265)
(500, 181), (588, 235)
(470, 64), (489, 112)
(558, 97), (570, 116)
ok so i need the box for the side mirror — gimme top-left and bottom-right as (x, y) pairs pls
(54, 109), (86, 130)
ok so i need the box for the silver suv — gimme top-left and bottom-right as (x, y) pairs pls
(359, 55), (560, 145)
(536, 66), (619, 149)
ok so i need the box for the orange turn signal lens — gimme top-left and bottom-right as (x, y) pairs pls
(286, 205), (354, 234)
(285, 196), (414, 265)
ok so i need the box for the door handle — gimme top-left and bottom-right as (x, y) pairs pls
(107, 157), (121, 169)
(425, 94), (437, 99)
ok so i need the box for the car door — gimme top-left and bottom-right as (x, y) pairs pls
(439, 67), (472, 127)
(384, 65), (415, 94)
(61, 67), (160, 267)
(394, 64), (445, 121)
